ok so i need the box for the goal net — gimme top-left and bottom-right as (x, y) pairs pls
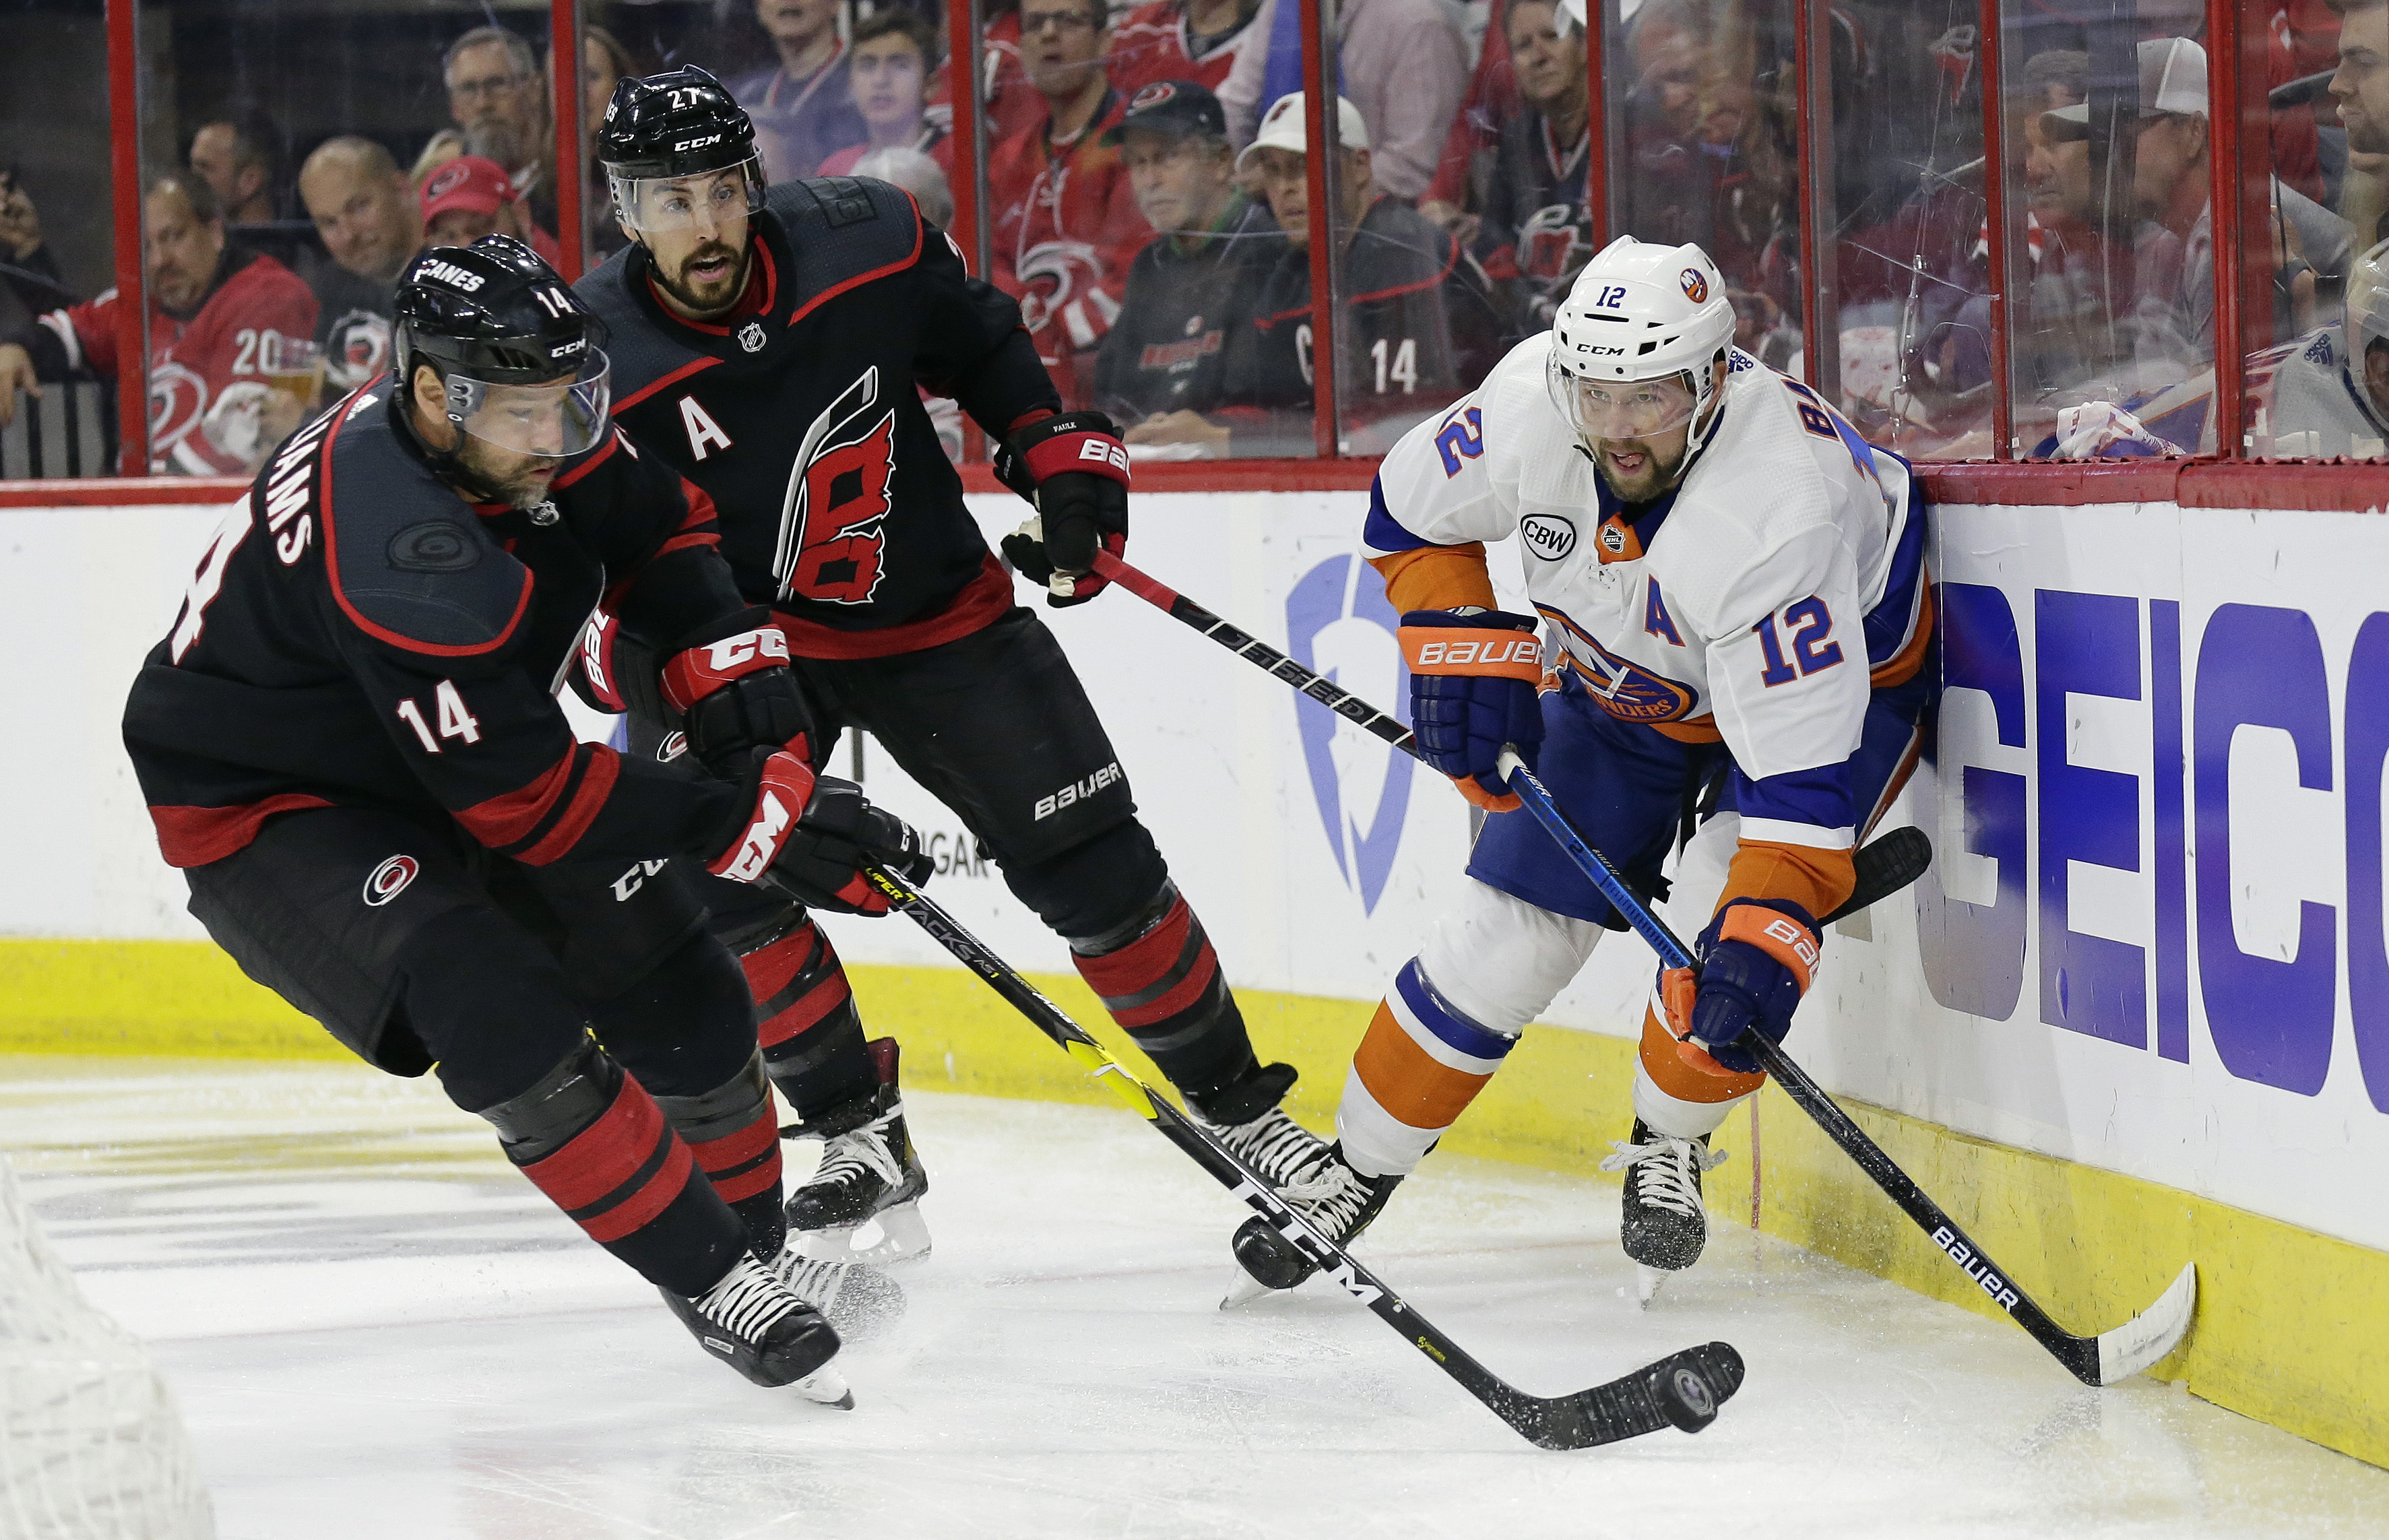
(1, 1151), (214, 1539)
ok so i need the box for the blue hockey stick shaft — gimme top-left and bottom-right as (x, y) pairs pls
(1486, 746), (2194, 1387)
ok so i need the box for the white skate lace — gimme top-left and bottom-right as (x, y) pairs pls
(1599, 1134), (1727, 1219)
(1209, 1106), (1328, 1189)
(771, 1252), (851, 1313)
(696, 1254), (802, 1341)
(1277, 1151), (1375, 1237)
(808, 1114), (904, 1193)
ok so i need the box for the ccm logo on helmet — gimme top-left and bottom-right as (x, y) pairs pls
(363, 855), (419, 907)
(420, 259), (485, 292)
(1413, 637), (1541, 667)
(673, 133), (723, 152)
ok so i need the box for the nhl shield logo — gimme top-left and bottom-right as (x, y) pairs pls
(738, 320), (767, 354)
(1600, 523), (1627, 554)
(1679, 267), (1709, 303)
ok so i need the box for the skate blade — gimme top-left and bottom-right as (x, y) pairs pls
(1634, 1264), (1671, 1308)
(794, 1366), (854, 1409)
(794, 1200), (932, 1267)
(1219, 1269), (1279, 1310)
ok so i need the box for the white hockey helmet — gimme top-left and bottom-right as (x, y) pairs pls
(1547, 236), (1735, 451)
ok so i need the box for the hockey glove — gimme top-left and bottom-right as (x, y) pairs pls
(661, 610), (816, 776)
(1397, 608), (1546, 812)
(569, 608), (628, 714)
(996, 410), (1130, 608)
(708, 749), (932, 916)
(1659, 898), (1822, 1077)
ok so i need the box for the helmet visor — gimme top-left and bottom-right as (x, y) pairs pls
(447, 352), (612, 459)
(1548, 353), (1702, 443)
(610, 160), (767, 234)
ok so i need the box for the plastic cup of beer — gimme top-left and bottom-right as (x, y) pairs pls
(263, 335), (324, 415)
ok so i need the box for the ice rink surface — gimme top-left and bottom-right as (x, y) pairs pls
(6, 1057), (2386, 1540)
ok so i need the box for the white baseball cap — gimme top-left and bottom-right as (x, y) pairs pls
(2045, 36), (2207, 135)
(1235, 91), (1371, 172)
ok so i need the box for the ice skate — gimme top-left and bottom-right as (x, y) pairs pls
(1601, 1120), (1727, 1286)
(769, 1247), (907, 1341)
(1191, 1063), (1331, 1193)
(786, 1043), (931, 1265)
(663, 1252), (852, 1406)
(1223, 1143), (1403, 1306)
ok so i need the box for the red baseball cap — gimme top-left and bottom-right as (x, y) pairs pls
(420, 156), (518, 221)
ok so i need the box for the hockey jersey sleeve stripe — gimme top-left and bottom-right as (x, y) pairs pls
(148, 793), (336, 869)
(1374, 544), (1498, 614)
(1361, 474), (1438, 554)
(517, 744), (622, 864)
(784, 198), (924, 330)
(1867, 558), (1936, 688)
(455, 741), (622, 862)
(612, 355), (721, 414)
(1715, 839), (1855, 930)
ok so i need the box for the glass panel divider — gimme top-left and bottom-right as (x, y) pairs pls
(551, 0), (585, 282)
(1299, 0), (1341, 457)
(1976, 0), (2012, 459)
(106, 0), (148, 477)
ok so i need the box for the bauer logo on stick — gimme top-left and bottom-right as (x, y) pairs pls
(362, 855), (419, 907)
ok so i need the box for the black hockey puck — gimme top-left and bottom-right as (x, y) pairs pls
(1230, 1215), (1316, 1291)
(1647, 1341), (1744, 1433)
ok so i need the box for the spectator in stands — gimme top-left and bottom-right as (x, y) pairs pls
(0, 168), (69, 354)
(818, 11), (951, 175)
(1215, 0), (1467, 202)
(420, 156), (563, 269)
(855, 146), (954, 227)
(734, 0), (870, 182)
(298, 137), (420, 396)
(1420, 0), (1522, 244)
(0, 174), (316, 474)
(1473, 0), (1592, 344)
(1108, 0), (1262, 100)
(414, 27), (555, 232)
(1137, 93), (1496, 456)
(1097, 81), (1278, 432)
(986, 0), (1151, 408)
(2332, 0), (2389, 249)
(1616, 0), (1713, 250)
(188, 111), (282, 227)
(567, 26), (644, 259)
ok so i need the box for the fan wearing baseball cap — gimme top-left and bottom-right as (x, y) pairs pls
(1194, 91), (1500, 457)
(420, 154), (563, 269)
(1094, 80), (1281, 437)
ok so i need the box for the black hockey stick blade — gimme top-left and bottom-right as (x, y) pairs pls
(1822, 825), (1933, 925)
(853, 861), (1746, 1448)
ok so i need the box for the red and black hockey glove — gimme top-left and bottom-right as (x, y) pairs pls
(660, 609), (816, 776)
(707, 748), (933, 916)
(568, 608), (627, 713)
(995, 410), (1130, 608)
(1398, 608), (1547, 812)
(1659, 898), (1822, 1077)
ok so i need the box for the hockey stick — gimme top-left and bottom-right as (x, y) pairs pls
(850, 860), (1746, 1450)
(1491, 748), (2198, 1389)
(1087, 549), (1929, 926)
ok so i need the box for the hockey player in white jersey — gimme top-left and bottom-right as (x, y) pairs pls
(1231, 237), (1936, 1293)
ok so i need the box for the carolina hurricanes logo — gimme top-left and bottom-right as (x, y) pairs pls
(1561, 631), (1698, 724)
(1130, 82), (1178, 110)
(1013, 238), (1102, 336)
(1679, 267), (1709, 303)
(363, 855), (419, 906)
(424, 162), (474, 200)
(324, 309), (392, 390)
(773, 366), (897, 606)
(148, 361), (210, 456)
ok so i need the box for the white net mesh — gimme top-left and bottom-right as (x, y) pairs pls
(1, 1152), (215, 1539)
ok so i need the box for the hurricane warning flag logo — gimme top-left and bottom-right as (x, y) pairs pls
(1680, 268), (1709, 303)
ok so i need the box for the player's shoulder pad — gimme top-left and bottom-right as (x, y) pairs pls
(767, 176), (926, 303)
(573, 245), (711, 409)
(319, 389), (532, 657)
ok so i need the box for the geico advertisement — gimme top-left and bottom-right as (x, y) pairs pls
(1814, 501), (2389, 1254)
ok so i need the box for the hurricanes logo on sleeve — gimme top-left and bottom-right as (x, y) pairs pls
(772, 366), (897, 606)
(363, 855), (420, 906)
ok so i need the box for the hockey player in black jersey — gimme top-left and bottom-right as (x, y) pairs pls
(121, 234), (934, 1405)
(573, 67), (1331, 1264)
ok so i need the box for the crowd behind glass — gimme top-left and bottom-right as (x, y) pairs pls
(3, 0), (2379, 479)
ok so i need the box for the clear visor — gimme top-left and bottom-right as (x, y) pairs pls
(1547, 352), (1702, 443)
(610, 160), (767, 234)
(445, 352), (611, 459)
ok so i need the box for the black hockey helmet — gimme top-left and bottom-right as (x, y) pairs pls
(597, 67), (769, 234)
(392, 234), (611, 462)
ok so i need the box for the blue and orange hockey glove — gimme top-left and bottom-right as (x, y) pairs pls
(1659, 898), (1822, 1077)
(1398, 608), (1546, 812)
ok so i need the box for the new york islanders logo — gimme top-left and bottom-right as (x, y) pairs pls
(1541, 609), (1698, 723)
(1679, 268), (1709, 304)
(773, 367), (897, 606)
